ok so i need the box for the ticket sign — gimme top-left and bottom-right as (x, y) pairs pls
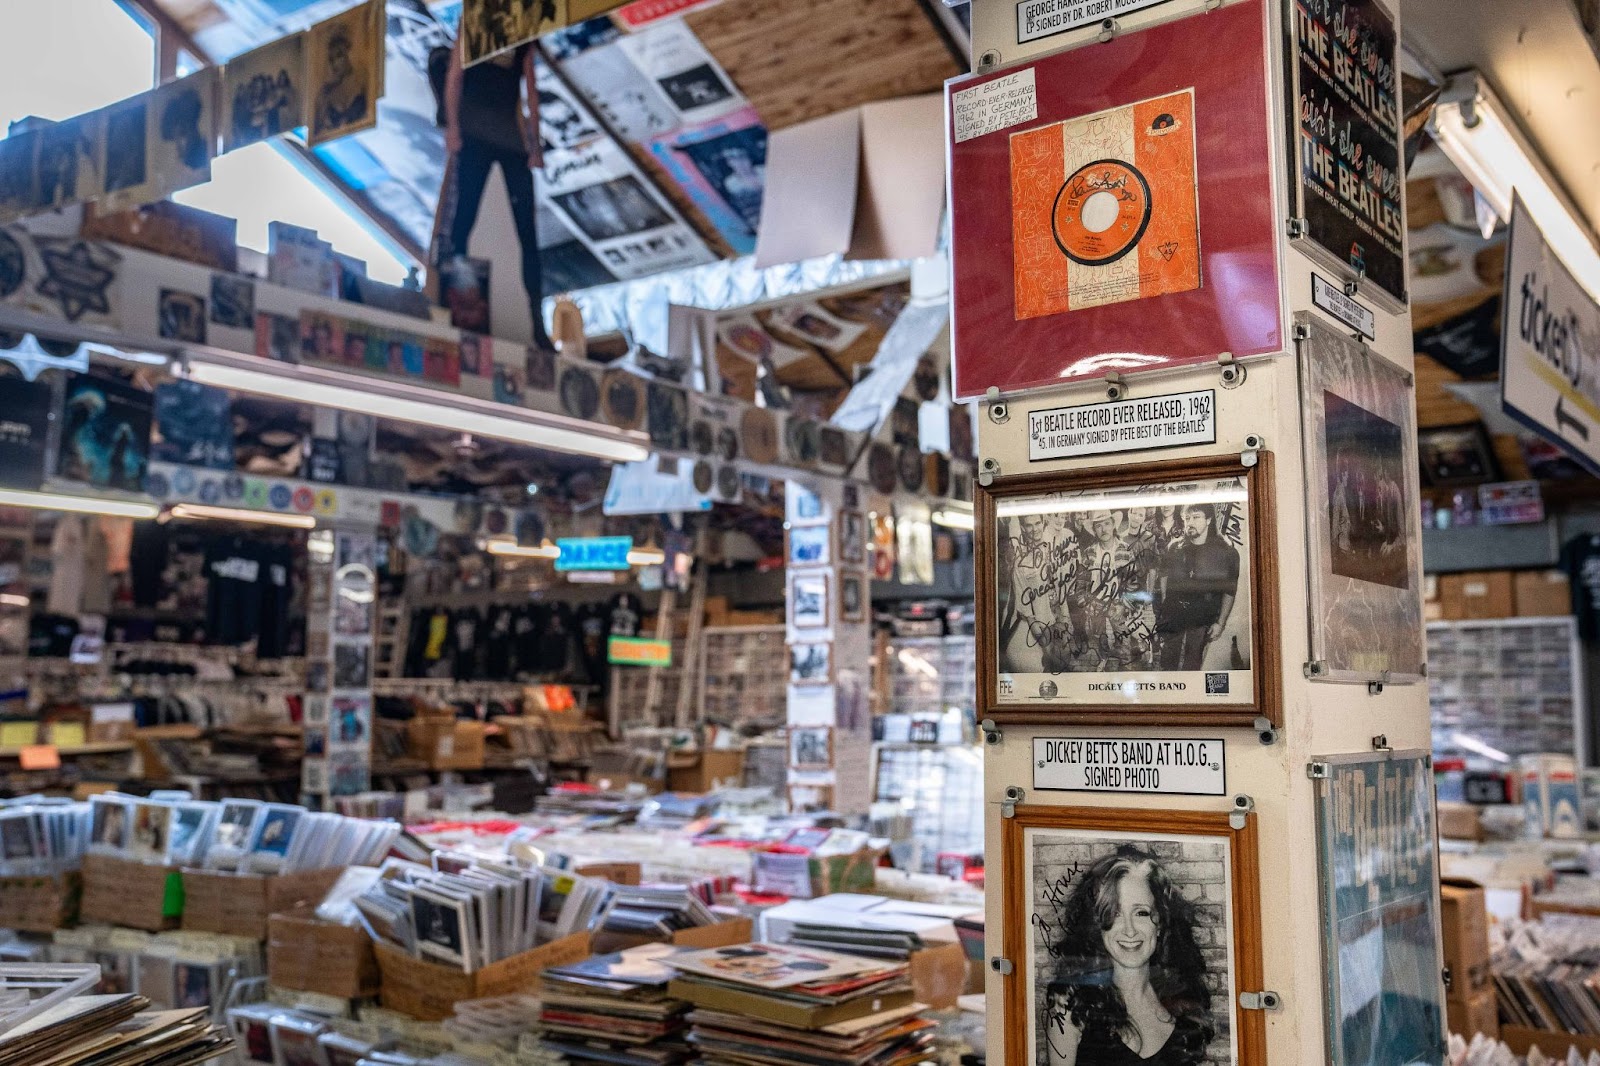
(1501, 196), (1600, 474)
(556, 536), (633, 571)
(608, 637), (672, 667)
(1033, 736), (1225, 795)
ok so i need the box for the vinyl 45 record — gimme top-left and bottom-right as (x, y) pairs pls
(646, 381), (689, 451)
(866, 442), (897, 495)
(741, 407), (779, 465)
(558, 364), (600, 421)
(897, 444), (925, 493)
(601, 370), (646, 431)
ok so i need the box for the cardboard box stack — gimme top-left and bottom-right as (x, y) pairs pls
(1441, 880), (1496, 1041)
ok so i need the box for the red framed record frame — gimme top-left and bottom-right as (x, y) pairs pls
(948, 0), (1281, 399)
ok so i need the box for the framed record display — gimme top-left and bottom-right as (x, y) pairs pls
(947, 0), (1280, 398)
(1296, 314), (1423, 683)
(1285, 0), (1407, 307)
(1003, 805), (1266, 1066)
(1311, 751), (1446, 1066)
(976, 452), (1281, 726)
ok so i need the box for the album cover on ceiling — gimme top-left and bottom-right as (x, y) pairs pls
(147, 67), (218, 197)
(57, 373), (152, 492)
(0, 377), (53, 491)
(224, 32), (308, 153)
(307, 0), (384, 148)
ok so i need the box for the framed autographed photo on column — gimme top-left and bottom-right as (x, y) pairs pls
(1003, 806), (1266, 1066)
(1297, 314), (1424, 683)
(976, 452), (1280, 726)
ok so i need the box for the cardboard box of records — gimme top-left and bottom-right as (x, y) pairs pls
(374, 931), (593, 1021)
(80, 853), (182, 931)
(268, 908), (380, 1000)
(407, 718), (487, 771)
(0, 873), (80, 932)
(182, 866), (345, 941)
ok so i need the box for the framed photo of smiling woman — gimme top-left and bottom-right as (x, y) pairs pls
(976, 452), (1281, 727)
(1004, 806), (1265, 1066)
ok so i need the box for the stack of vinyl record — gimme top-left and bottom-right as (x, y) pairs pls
(538, 944), (695, 1066)
(663, 943), (932, 1066)
(0, 994), (231, 1066)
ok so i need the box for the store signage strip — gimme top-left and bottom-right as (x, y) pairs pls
(1028, 389), (1215, 461)
(1033, 736), (1225, 795)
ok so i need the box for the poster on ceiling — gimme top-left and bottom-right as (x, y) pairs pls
(945, 0), (1280, 398)
(460, 0), (569, 66)
(648, 106), (767, 255)
(306, 0), (386, 147)
(1010, 89), (1201, 319)
(146, 68), (220, 200)
(616, 20), (743, 128)
(223, 31), (310, 153)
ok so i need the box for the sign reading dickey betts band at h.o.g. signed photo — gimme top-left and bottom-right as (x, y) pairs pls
(977, 455), (1279, 725)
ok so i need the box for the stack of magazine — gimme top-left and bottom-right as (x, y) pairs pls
(0, 994), (231, 1066)
(538, 944), (696, 1066)
(665, 943), (917, 1026)
(353, 859), (612, 972)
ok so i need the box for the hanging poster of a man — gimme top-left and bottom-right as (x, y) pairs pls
(101, 97), (151, 209)
(147, 67), (218, 197)
(308, 0), (385, 147)
(35, 114), (103, 211)
(980, 457), (1277, 725)
(223, 32), (308, 153)
(460, 0), (569, 67)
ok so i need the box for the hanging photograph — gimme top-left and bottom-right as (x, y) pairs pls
(461, 0), (569, 66)
(224, 32), (308, 153)
(787, 524), (830, 568)
(977, 453), (1280, 726)
(1002, 805), (1265, 1066)
(100, 96), (152, 211)
(788, 725), (834, 770)
(1297, 314), (1423, 682)
(789, 641), (832, 686)
(788, 572), (829, 629)
(1286, 0), (1406, 305)
(1312, 751), (1445, 1066)
(146, 67), (218, 197)
(35, 113), (104, 211)
(307, 0), (384, 147)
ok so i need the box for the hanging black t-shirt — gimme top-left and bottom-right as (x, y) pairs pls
(575, 602), (608, 685)
(1560, 535), (1600, 638)
(483, 605), (516, 680)
(205, 535), (265, 647)
(129, 521), (170, 608)
(511, 605), (539, 678)
(451, 608), (482, 680)
(256, 543), (293, 659)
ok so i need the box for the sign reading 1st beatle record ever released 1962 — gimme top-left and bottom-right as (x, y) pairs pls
(1289, 0), (1406, 305)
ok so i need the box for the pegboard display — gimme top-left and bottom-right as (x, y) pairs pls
(1428, 617), (1584, 764)
(701, 626), (787, 727)
(872, 744), (984, 872)
(889, 636), (976, 716)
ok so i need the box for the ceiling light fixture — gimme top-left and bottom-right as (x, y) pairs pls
(930, 509), (975, 530)
(0, 594), (28, 608)
(627, 547), (666, 566)
(1431, 71), (1600, 299)
(0, 488), (159, 520)
(185, 351), (652, 464)
(167, 503), (317, 529)
(485, 540), (561, 559)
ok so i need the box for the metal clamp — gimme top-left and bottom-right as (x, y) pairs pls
(1254, 716), (1277, 746)
(990, 957), (1014, 976)
(985, 386), (1009, 425)
(1303, 660), (1328, 679)
(1292, 322), (1312, 342)
(1239, 991), (1282, 1011)
(1368, 671), (1391, 697)
(1096, 16), (1119, 42)
(1307, 761), (1330, 779)
(1372, 734), (1391, 752)
(1229, 794), (1254, 830)
(977, 50), (1001, 73)
(1287, 217), (1308, 239)
(1344, 263), (1366, 297)
(1218, 351), (1245, 389)
(978, 458), (1000, 487)
(1105, 371), (1126, 401)
(981, 718), (1003, 745)
(1002, 786), (1025, 819)
(1241, 433), (1262, 468)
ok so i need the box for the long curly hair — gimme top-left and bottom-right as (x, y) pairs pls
(1048, 846), (1214, 1058)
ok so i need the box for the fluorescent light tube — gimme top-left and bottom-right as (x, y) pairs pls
(168, 503), (316, 528)
(186, 353), (651, 464)
(485, 540), (561, 559)
(0, 488), (158, 519)
(627, 548), (666, 566)
(1432, 72), (1600, 300)
(931, 509), (975, 530)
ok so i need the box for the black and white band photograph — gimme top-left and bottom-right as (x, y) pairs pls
(990, 474), (1256, 709)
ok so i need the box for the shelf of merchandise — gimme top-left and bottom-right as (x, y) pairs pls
(0, 742), (134, 758)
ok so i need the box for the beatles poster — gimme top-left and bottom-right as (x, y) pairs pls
(307, 0), (384, 147)
(1010, 89), (1201, 320)
(995, 476), (1254, 708)
(1289, 0), (1406, 304)
(1313, 752), (1445, 1066)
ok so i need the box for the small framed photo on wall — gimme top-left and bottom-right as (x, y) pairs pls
(838, 510), (867, 564)
(1003, 805), (1266, 1066)
(839, 572), (867, 623)
(788, 572), (830, 629)
(789, 641), (833, 686)
(787, 524), (831, 567)
(976, 452), (1280, 726)
(1416, 422), (1499, 488)
(788, 725), (834, 770)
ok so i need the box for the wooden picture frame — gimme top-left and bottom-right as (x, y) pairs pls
(789, 641), (834, 686)
(787, 783), (834, 812)
(976, 451), (1280, 726)
(788, 725), (834, 770)
(786, 523), (831, 568)
(788, 571), (830, 629)
(1003, 805), (1265, 1066)
(1416, 422), (1500, 488)
(839, 572), (867, 624)
(838, 510), (867, 564)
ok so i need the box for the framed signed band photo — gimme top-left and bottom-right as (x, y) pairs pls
(976, 453), (1280, 726)
(1003, 805), (1266, 1066)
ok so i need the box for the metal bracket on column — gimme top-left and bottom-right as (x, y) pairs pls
(978, 458), (1001, 487)
(1001, 786), (1025, 819)
(977, 50), (1001, 73)
(985, 386), (1010, 425)
(1303, 660), (1328, 679)
(1372, 734), (1391, 752)
(1105, 371), (1127, 401)
(990, 957), (1014, 976)
(1218, 351), (1245, 389)
(1344, 263), (1366, 297)
(1254, 717), (1278, 746)
(1241, 433), (1263, 468)
(1229, 794), (1254, 830)
(1307, 761), (1331, 779)
(1287, 217), (1308, 239)
(1368, 671), (1391, 697)
(1096, 17), (1119, 43)
(981, 718), (1003, 746)
(1239, 991), (1283, 1011)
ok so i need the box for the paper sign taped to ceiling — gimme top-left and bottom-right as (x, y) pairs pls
(952, 69), (1036, 143)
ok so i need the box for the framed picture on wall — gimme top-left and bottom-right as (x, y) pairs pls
(1297, 314), (1424, 683)
(1311, 751), (1446, 1066)
(838, 510), (867, 564)
(788, 572), (830, 629)
(1002, 805), (1266, 1066)
(787, 524), (831, 567)
(788, 783), (834, 812)
(789, 641), (833, 686)
(788, 725), (834, 770)
(839, 572), (867, 623)
(1416, 422), (1500, 488)
(976, 453), (1280, 726)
